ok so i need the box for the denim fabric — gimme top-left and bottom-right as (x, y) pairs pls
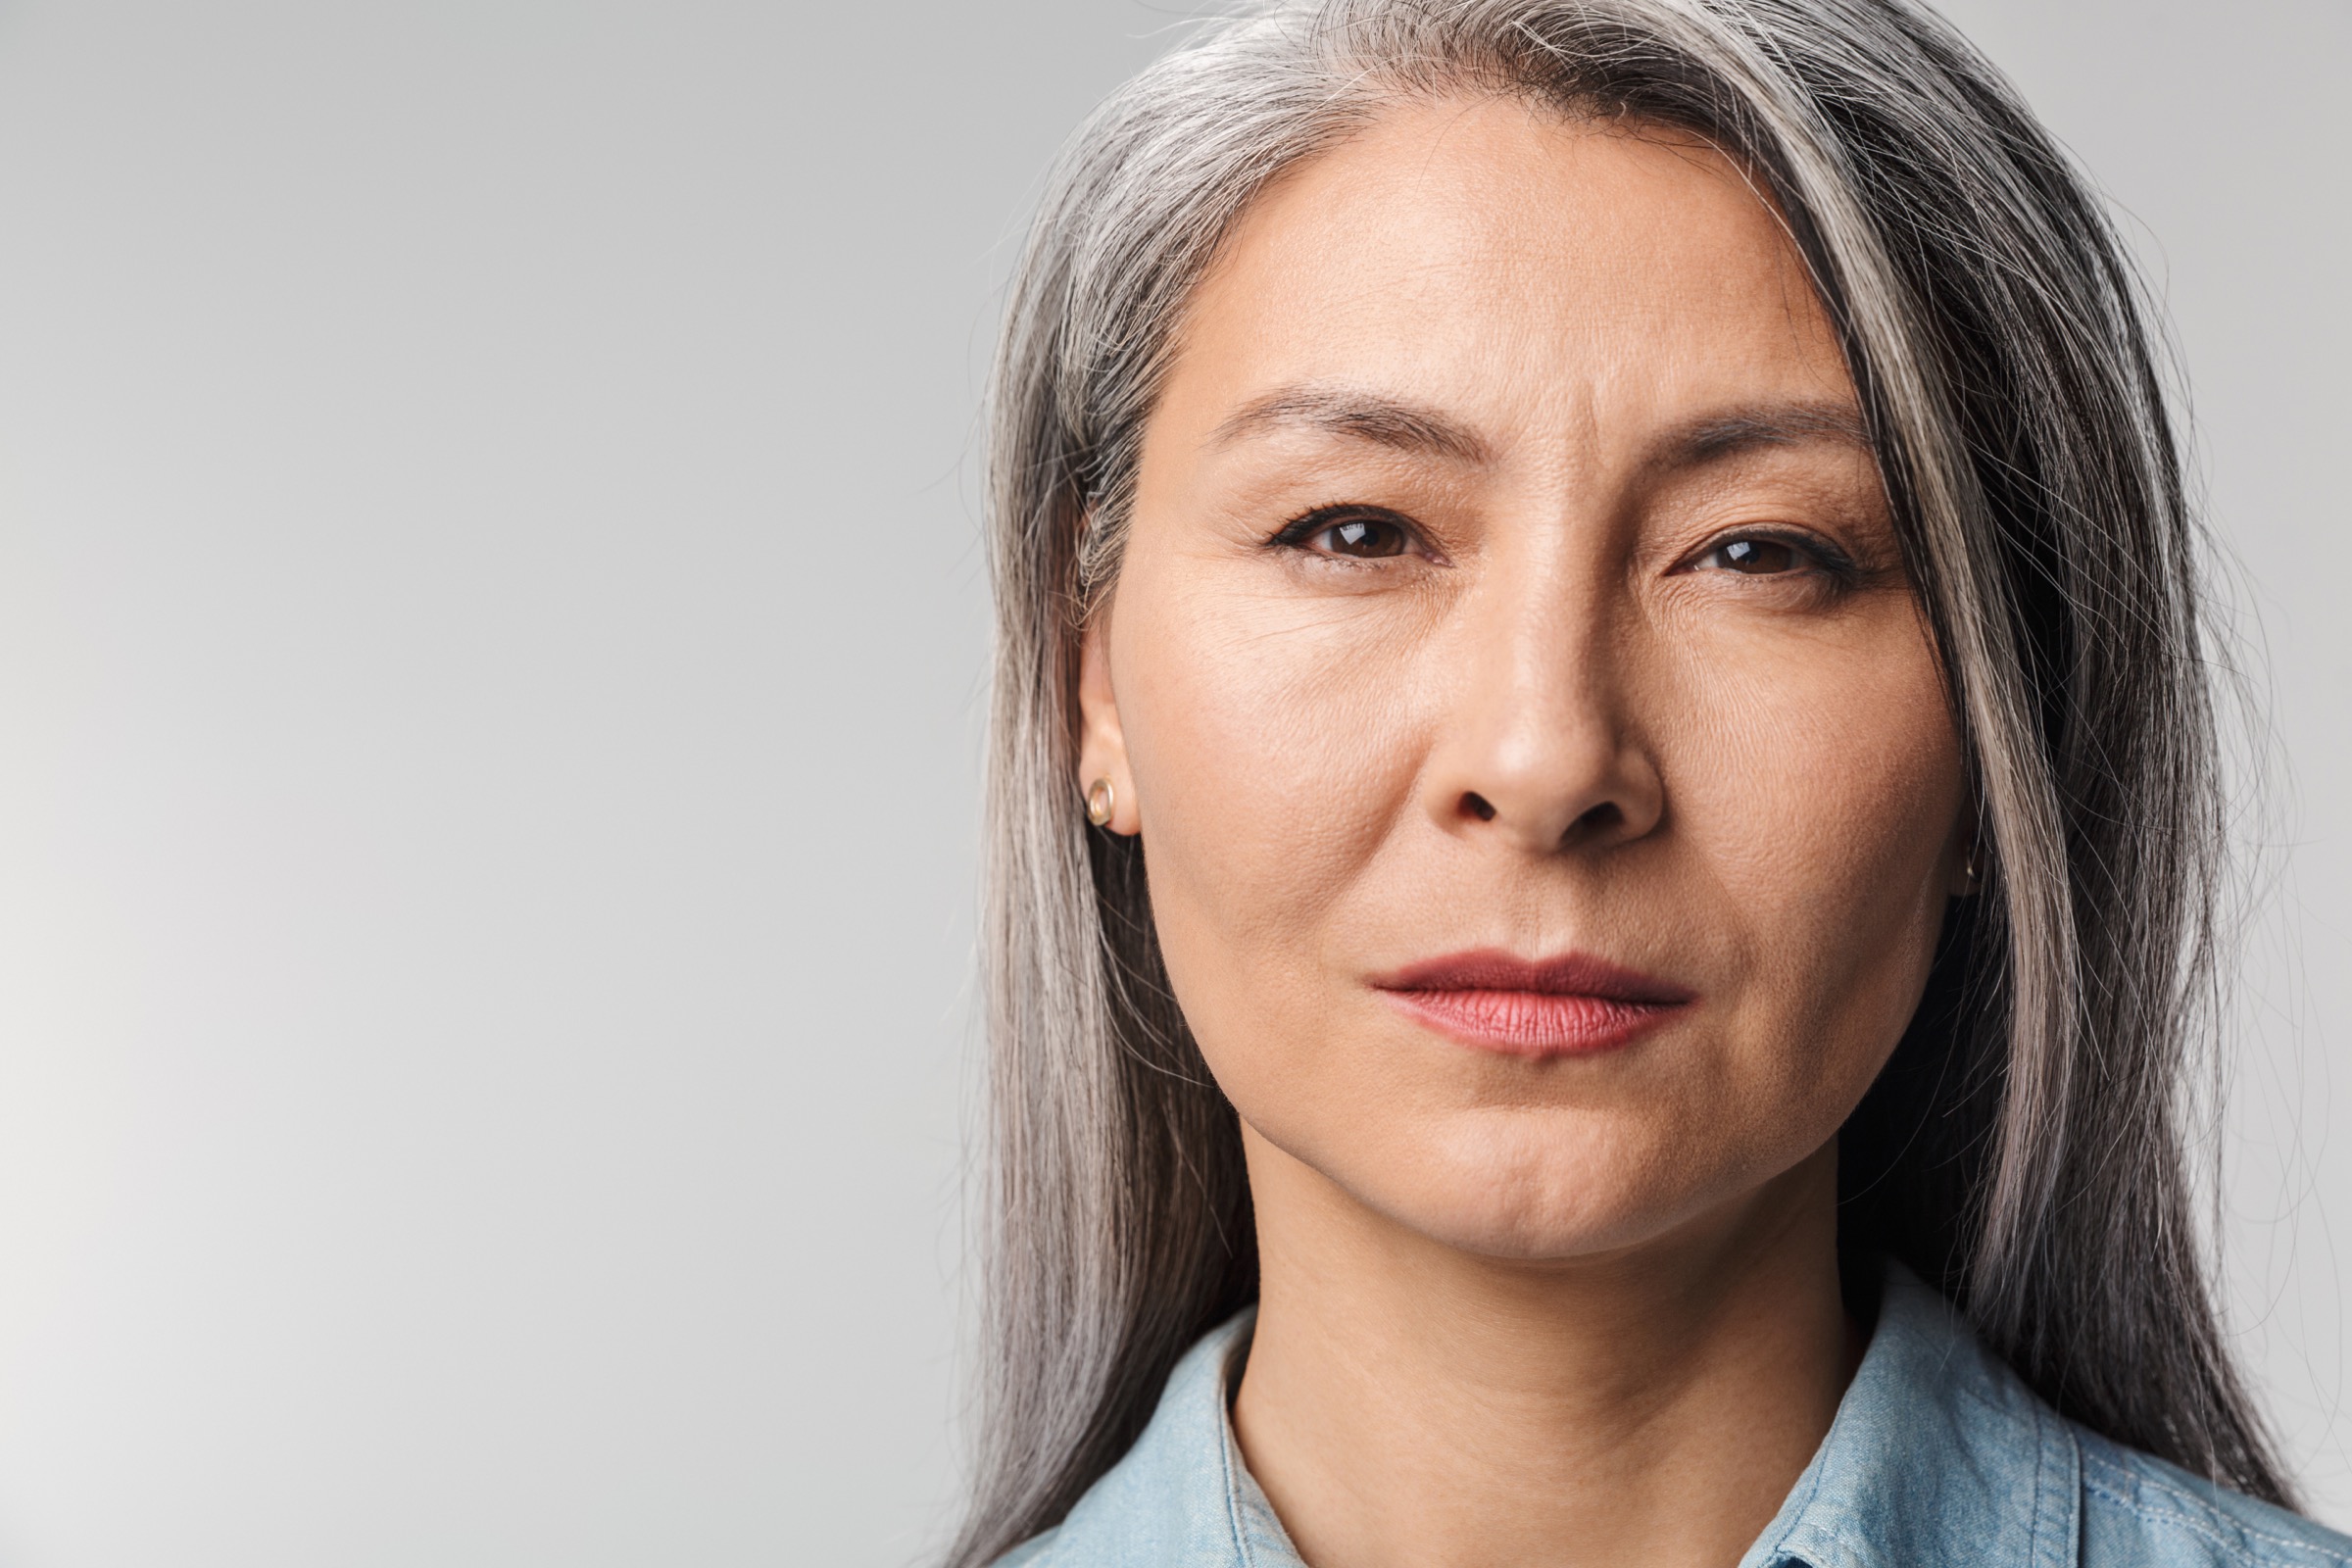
(997, 1267), (2352, 1567)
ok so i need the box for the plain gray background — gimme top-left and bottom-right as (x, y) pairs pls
(0, 1), (2341, 1562)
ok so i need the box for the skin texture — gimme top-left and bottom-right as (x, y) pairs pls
(1077, 95), (1971, 1568)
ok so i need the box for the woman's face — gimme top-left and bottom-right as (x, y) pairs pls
(1079, 96), (1970, 1261)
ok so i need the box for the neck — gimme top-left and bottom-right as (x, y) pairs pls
(1231, 1128), (1858, 1568)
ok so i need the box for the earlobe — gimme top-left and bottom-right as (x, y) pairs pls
(1075, 612), (1139, 836)
(1949, 836), (1983, 899)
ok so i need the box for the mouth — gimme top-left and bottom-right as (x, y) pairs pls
(1369, 949), (1696, 1058)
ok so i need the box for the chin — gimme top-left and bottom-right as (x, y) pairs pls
(1347, 1113), (1746, 1264)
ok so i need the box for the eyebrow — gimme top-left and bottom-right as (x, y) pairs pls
(1652, 402), (1874, 471)
(1208, 385), (1493, 466)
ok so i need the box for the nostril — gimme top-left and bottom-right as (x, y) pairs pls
(1568, 802), (1625, 843)
(1461, 792), (1497, 823)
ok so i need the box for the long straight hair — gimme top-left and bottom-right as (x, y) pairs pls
(954, 3), (2286, 1560)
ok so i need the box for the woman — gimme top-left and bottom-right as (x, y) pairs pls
(952, 2), (2349, 1564)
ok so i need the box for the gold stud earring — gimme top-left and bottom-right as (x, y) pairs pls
(1086, 777), (1116, 828)
(1961, 844), (1983, 895)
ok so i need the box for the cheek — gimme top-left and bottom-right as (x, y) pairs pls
(1658, 609), (1963, 1095)
(1107, 568), (1425, 977)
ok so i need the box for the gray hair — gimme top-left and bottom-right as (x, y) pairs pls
(955, 2), (2286, 1560)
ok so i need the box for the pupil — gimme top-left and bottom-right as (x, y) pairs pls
(1724, 538), (1790, 573)
(1339, 519), (1371, 550)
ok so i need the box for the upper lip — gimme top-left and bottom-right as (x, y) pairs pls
(1371, 948), (1695, 1006)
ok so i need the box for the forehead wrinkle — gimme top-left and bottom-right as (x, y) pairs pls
(1208, 383), (1494, 466)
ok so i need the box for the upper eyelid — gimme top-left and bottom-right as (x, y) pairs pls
(1678, 524), (1855, 573)
(1273, 502), (1408, 534)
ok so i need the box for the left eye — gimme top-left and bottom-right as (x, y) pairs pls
(1698, 536), (1807, 574)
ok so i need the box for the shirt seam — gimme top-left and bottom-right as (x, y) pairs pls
(2081, 1477), (2352, 1565)
(2056, 1415), (2084, 1568)
(2027, 1396), (2047, 1566)
(2082, 1450), (2264, 1528)
(2083, 1449), (2352, 1563)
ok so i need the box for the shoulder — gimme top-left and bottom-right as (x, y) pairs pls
(2076, 1429), (2352, 1567)
(977, 1309), (1272, 1568)
(989, 1528), (1061, 1568)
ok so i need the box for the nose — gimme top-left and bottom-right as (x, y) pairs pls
(1419, 564), (1664, 856)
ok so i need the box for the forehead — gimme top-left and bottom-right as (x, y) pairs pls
(1159, 95), (1852, 457)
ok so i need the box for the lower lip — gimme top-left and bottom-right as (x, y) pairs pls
(1382, 989), (1683, 1057)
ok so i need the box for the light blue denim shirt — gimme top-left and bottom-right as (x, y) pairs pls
(1000, 1268), (2352, 1567)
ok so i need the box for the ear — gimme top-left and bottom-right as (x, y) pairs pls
(1076, 608), (1141, 835)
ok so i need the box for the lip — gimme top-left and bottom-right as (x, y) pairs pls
(1370, 948), (1695, 1058)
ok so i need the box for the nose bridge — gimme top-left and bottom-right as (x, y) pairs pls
(1475, 550), (1602, 741)
(1427, 528), (1659, 853)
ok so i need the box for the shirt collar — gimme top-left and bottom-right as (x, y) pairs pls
(1039, 1262), (2080, 1568)
(1742, 1263), (2080, 1568)
(1039, 1308), (1284, 1566)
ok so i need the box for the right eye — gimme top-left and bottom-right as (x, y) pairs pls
(1283, 508), (1416, 560)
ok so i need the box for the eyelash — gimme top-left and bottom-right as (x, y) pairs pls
(1685, 525), (1863, 587)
